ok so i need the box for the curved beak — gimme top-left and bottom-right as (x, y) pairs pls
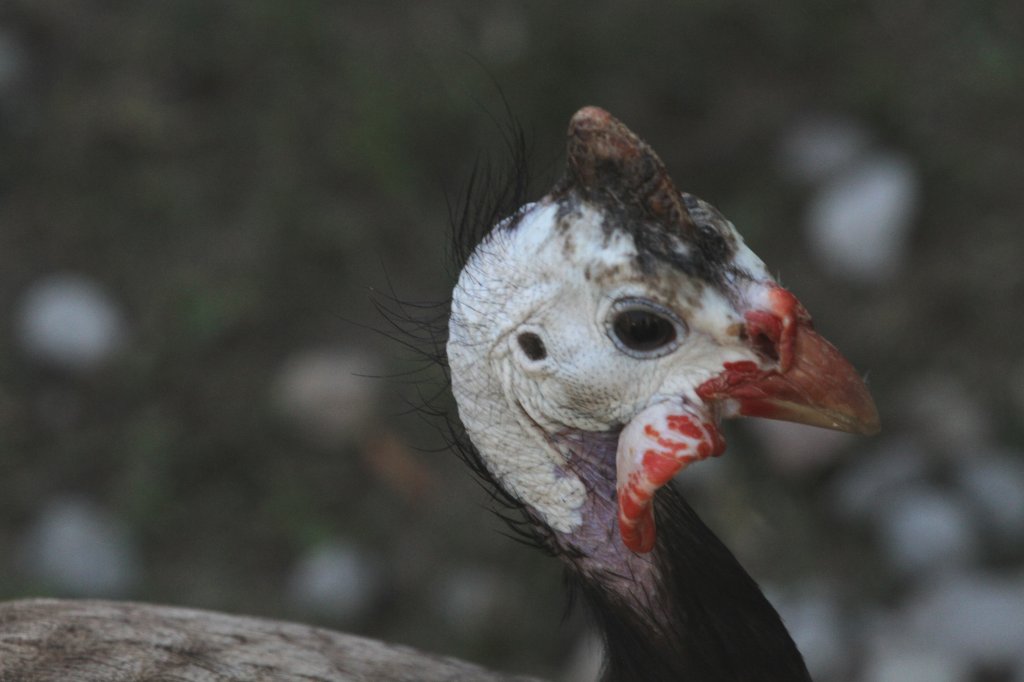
(697, 286), (880, 436)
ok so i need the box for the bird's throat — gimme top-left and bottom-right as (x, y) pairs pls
(549, 428), (811, 681)
(549, 429), (669, 618)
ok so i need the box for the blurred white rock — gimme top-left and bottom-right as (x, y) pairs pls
(745, 419), (857, 477)
(874, 485), (978, 575)
(900, 570), (1024, 673)
(805, 152), (919, 284)
(771, 585), (851, 681)
(957, 452), (1024, 547)
(285, 541), (379, 621)
(20, 496), (141, 597)
(777, 115), (872, 185)
(899, 374), (994, 456)
(272, 349), (380, 448)
(858, 607), (970, 682)
(432, 566), (506, 636)
(15, 273), (127, 372)
(830, 438), (930, 521)
(861, 640), (965, 682)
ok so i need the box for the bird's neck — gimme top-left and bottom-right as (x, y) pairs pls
(448, 347), (810, 680)
(550, 429), (812, 682)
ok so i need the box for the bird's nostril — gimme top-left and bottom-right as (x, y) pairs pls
(751, 331), (779, 362)
(743, 310), (784, 363)
(517, 332), (547, 361)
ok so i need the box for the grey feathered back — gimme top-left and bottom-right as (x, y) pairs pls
(0, 599), (543, 682)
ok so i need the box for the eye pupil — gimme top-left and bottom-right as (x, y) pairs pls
(612, 310), (677, 352)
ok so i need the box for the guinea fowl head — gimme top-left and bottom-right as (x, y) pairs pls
(447, 107), (878, 680)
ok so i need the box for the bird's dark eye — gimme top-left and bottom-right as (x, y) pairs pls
(607, 300), (684, 358)
(613, 310), (676, 351)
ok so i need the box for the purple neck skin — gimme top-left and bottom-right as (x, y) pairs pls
(549, 429), (666, 624)
(541, 428), (812, 682)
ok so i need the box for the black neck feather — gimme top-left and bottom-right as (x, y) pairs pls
(579, 487), (811, 682)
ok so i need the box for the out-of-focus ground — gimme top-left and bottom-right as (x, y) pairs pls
(1, 2), (1023, 681)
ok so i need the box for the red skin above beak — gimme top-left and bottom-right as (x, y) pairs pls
(696, 286), (880, 436)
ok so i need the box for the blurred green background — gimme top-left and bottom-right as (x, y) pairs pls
(1, 2), (1022, 680)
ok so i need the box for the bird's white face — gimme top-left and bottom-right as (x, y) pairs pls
(448, 107), (878, 552)
(450, 196), (764, 543)
(475, 200), (765, 432)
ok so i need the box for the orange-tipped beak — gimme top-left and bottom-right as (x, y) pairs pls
(696, 287), (880, 436)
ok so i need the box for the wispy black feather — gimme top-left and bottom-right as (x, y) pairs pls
(447, 98), (534, 271)
(370, 99), (549, 551)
